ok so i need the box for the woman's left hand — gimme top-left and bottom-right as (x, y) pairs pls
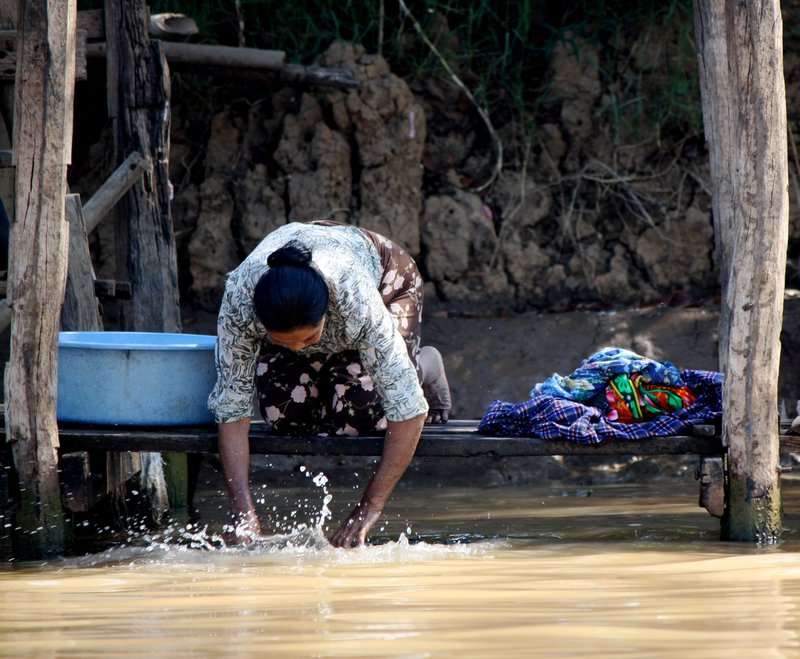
(330, 501), (382, 547)
(329, 414), (425, 548)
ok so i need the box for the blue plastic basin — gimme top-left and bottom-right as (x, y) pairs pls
(57, 331), (217, 426)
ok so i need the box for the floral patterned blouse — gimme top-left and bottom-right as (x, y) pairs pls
(208, 222), (428, 424)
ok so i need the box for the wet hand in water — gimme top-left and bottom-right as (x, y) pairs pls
(223, 511), (263, 546)
(330, 502), (382, 547)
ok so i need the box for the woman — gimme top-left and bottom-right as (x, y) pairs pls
(208, 221), (451, 547)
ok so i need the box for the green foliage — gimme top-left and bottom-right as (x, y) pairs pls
(78, 0), (703, 144)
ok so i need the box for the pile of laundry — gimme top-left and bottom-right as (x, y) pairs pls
(478, 347), (723, 444)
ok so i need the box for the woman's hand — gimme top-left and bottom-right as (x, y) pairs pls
(329, 414), (425, 548)
(222, 509), (263, 546)
(330, 501), (383, 547)
(218, 419), (262, 544)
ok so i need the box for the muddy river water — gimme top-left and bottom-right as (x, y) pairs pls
(1, 464), (799, 657)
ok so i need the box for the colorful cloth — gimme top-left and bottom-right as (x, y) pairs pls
(478, 347), (722, 444)
(605, 373), (696, 423)
(532, 347), (685, 404)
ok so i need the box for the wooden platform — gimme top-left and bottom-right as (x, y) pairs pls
(47, 418), (800, 457)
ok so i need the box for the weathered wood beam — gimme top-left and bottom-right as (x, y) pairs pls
(86, 41), (361, 90)
(0, 29), (87, 80)
(90, 40), (286, 70)
(41, 420), (800, 457)
(0, 279), (129, 300)
(61, 194), (102, 332)
(694, 0), (787, 542)
(50, 428), (800, 456)
(81, 150), (149, 234)
(54, 427), (729, 456)
(7, 0), (76, 559)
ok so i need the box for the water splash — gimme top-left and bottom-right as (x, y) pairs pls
(55, 524), (500, 570)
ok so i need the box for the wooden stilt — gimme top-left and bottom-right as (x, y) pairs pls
(694, 0), (787, 542)
(6, 0), (77, 559)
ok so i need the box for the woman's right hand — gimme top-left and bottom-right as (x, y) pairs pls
(218, 419), (262, 544)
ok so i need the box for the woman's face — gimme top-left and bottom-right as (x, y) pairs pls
(266, 318), (325, 352)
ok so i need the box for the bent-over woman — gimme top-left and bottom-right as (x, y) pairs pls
(208, 221), (451, 547)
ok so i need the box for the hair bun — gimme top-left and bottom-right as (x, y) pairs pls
(267, 241), (312, 268)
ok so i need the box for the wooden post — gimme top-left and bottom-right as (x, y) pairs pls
(104, 0), (184, 517)
(104, 0), (181, 333)
(694, 0), (787, 541)
(6, 0), (76, 558)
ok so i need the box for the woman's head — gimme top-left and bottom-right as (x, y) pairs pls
(254, 241), (329, 334)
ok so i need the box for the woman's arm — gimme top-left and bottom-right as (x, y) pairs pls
(330, 413), (426, 547)
(218, 417), (261, 542)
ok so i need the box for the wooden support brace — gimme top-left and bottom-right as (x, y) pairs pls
(81, 151), (149, 234)
(62, 194), (102, 332)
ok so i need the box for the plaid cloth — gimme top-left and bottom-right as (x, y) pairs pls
(478, 369), (723, 444)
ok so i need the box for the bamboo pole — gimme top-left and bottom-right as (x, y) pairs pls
(6, 0), (76, 558)
(85, 42), (360, 90)
(88, 40), (285, 71)
(693, 0), (787, 542)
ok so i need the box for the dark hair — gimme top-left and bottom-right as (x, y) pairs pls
(253, 241), (329, 331)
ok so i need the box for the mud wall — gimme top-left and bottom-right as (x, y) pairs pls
(69, 28), (800, 318)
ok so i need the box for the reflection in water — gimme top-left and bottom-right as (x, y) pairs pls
(0, 471), (798, 657)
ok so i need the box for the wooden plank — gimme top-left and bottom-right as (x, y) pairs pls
(43, 421), (800, 458)
(48, 422), (727, 457)
(3, 411), (800, 460)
